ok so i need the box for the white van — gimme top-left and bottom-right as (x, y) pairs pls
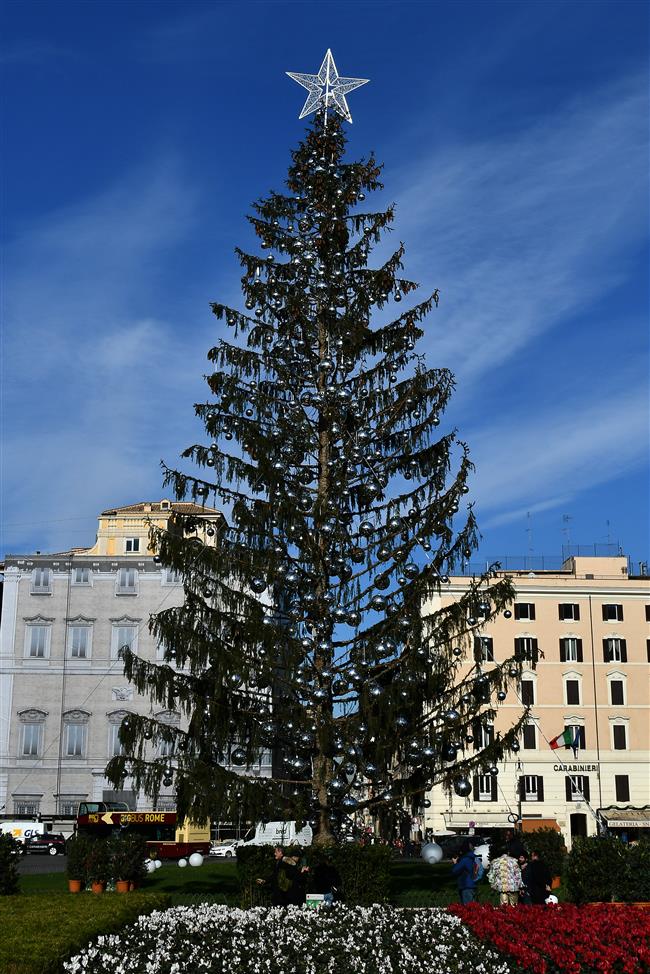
(0, 821), (47, 846)
(240, 821), (313, 847)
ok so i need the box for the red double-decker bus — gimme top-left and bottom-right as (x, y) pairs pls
(76, 803), (211, 859)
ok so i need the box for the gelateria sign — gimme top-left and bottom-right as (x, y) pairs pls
(552, 764), (599, 773)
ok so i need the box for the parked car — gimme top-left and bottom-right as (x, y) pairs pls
(209, 840), (240, 858)
(23, 832), (67, 856)
(438, 834), (491, 867)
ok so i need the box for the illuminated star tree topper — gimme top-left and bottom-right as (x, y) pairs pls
(287, 48), (369, 125)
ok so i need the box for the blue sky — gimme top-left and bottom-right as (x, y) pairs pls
(2, 0), (648, 569)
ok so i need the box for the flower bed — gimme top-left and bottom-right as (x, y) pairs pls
(450, 903), (650, 974)
(63, 903), (519, 974)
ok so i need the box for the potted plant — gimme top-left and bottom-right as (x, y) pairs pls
(110, 833), (148, 892)
(85, 839), (112, 894)
(66, 834), (90, 893)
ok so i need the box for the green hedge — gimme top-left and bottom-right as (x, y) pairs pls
(236, 844), (392, 908)
(0, 892), (171, 974)
(524, 827), (568, 879)
(563, 836), (649, 904)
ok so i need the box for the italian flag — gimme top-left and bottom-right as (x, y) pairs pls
(549, 729), (574, 750)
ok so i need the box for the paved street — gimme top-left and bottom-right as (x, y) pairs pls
(18, 852), (68, 874)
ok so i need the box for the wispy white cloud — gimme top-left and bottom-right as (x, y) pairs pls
(2, 159), (209, 554)
(393, 74), (648, 383)
(469, 382), (648, 523)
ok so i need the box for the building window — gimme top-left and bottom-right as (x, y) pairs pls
(162, 568), (183, 586)
(108, 723), (125, 757)
(125, 538), (140, 553)
(612, 724), (627, 751)
(514, 603), (536, 621)
(58, 797), (84, 816)
(111, 624), (138, 660)
(559, 603), (580, 621)
(14, 797), (40, 816)
(25, 624), (50, 659)
(522, 723), (537, 750)
(30, 568), (52, 594)
(116, 568), (138, 595)
(474, 774), (497, 802)
(521, 775), (544, 802)
(521, 679), (535, 706)
(21, 723), (42, 757)
(603, 638), (627, 663)
(647, 639), (650, 663)
(64, 723), (86, 757)
(602, 604), (623, 622)
(560, 637), (583, 663)
(566, 775), (590, 802)
(158, 737), (175, 758)
(71, 567), (91, 585)
(565, 679), (581, 706)
(68, 625), (91, 659)
(609, 679), (625, 706)
(646, 605), (650, 622)
(474, 636), (494, 662)
(473, 721), (494, 750)
(514, 636), (538, 662)
(615, 775), (630, 803)
(566, 724), (586, 750)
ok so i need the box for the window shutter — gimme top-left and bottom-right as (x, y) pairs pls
(583, 777), (590, 802)
(620, 639), (627, 663)
(574, 605), (580, 621)
(473, 637), (481, 662)
(537, 777), (544, 802)
(530, 604), (536, 621)
(565, 777), (573, 802)
(518, 777), (525, 801)
(473, 775), (479, 801)
(491, 776), (498, 801)
(602, 639), (609, 662)
(559, 639), (566, 663)
(602, 605), (608, 621)
(647, 639), (650, 664)
(558, 605), (564, 621)
(576, 639), (583, 663)
(514, 638), (521, 659)
(531, 638), (539, 664)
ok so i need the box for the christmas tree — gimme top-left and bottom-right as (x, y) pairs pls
(107, 52), (528, 845)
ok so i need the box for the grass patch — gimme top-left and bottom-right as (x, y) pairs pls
(0, 892), (170, 974)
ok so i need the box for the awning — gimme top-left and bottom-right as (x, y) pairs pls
(600, 807), (650, 829)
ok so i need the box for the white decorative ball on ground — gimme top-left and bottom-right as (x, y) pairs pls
(178, 858), (187, 868)
(421, 842), (443, 864)
(145, 860), (156, 873)
(189, 852), (204, 867)
(545, 894), (559, 904)
(154, 859), (162, 869)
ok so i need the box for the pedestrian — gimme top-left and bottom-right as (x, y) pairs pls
(451, 840), (479, 904)
(504, 828), (527, 859)
(257, 845), (302, 906)
(525, 849), (553, 905)
(518, 854), (532, 904)
(487, 852), (523, 906)
(311, 855), (342, 905)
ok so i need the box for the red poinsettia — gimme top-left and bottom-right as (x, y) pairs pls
(449, 903), (650, 974)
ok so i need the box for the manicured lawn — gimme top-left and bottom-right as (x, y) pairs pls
(0, 892), (170, 974)
(20, 859), (241, 904)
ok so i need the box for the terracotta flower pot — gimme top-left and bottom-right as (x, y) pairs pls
(115, 880), (130, 893)
(68, 879), (83, 893)
(91, 880), (106, 895)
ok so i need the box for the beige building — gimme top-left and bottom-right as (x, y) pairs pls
(422, 554), (650, 846)
(0, 500), (273, 820)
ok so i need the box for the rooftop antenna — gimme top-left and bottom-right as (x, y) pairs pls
(606, 519), (612, 546)
(562, 514), (573, 550)
(526, 511), (533, 559)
